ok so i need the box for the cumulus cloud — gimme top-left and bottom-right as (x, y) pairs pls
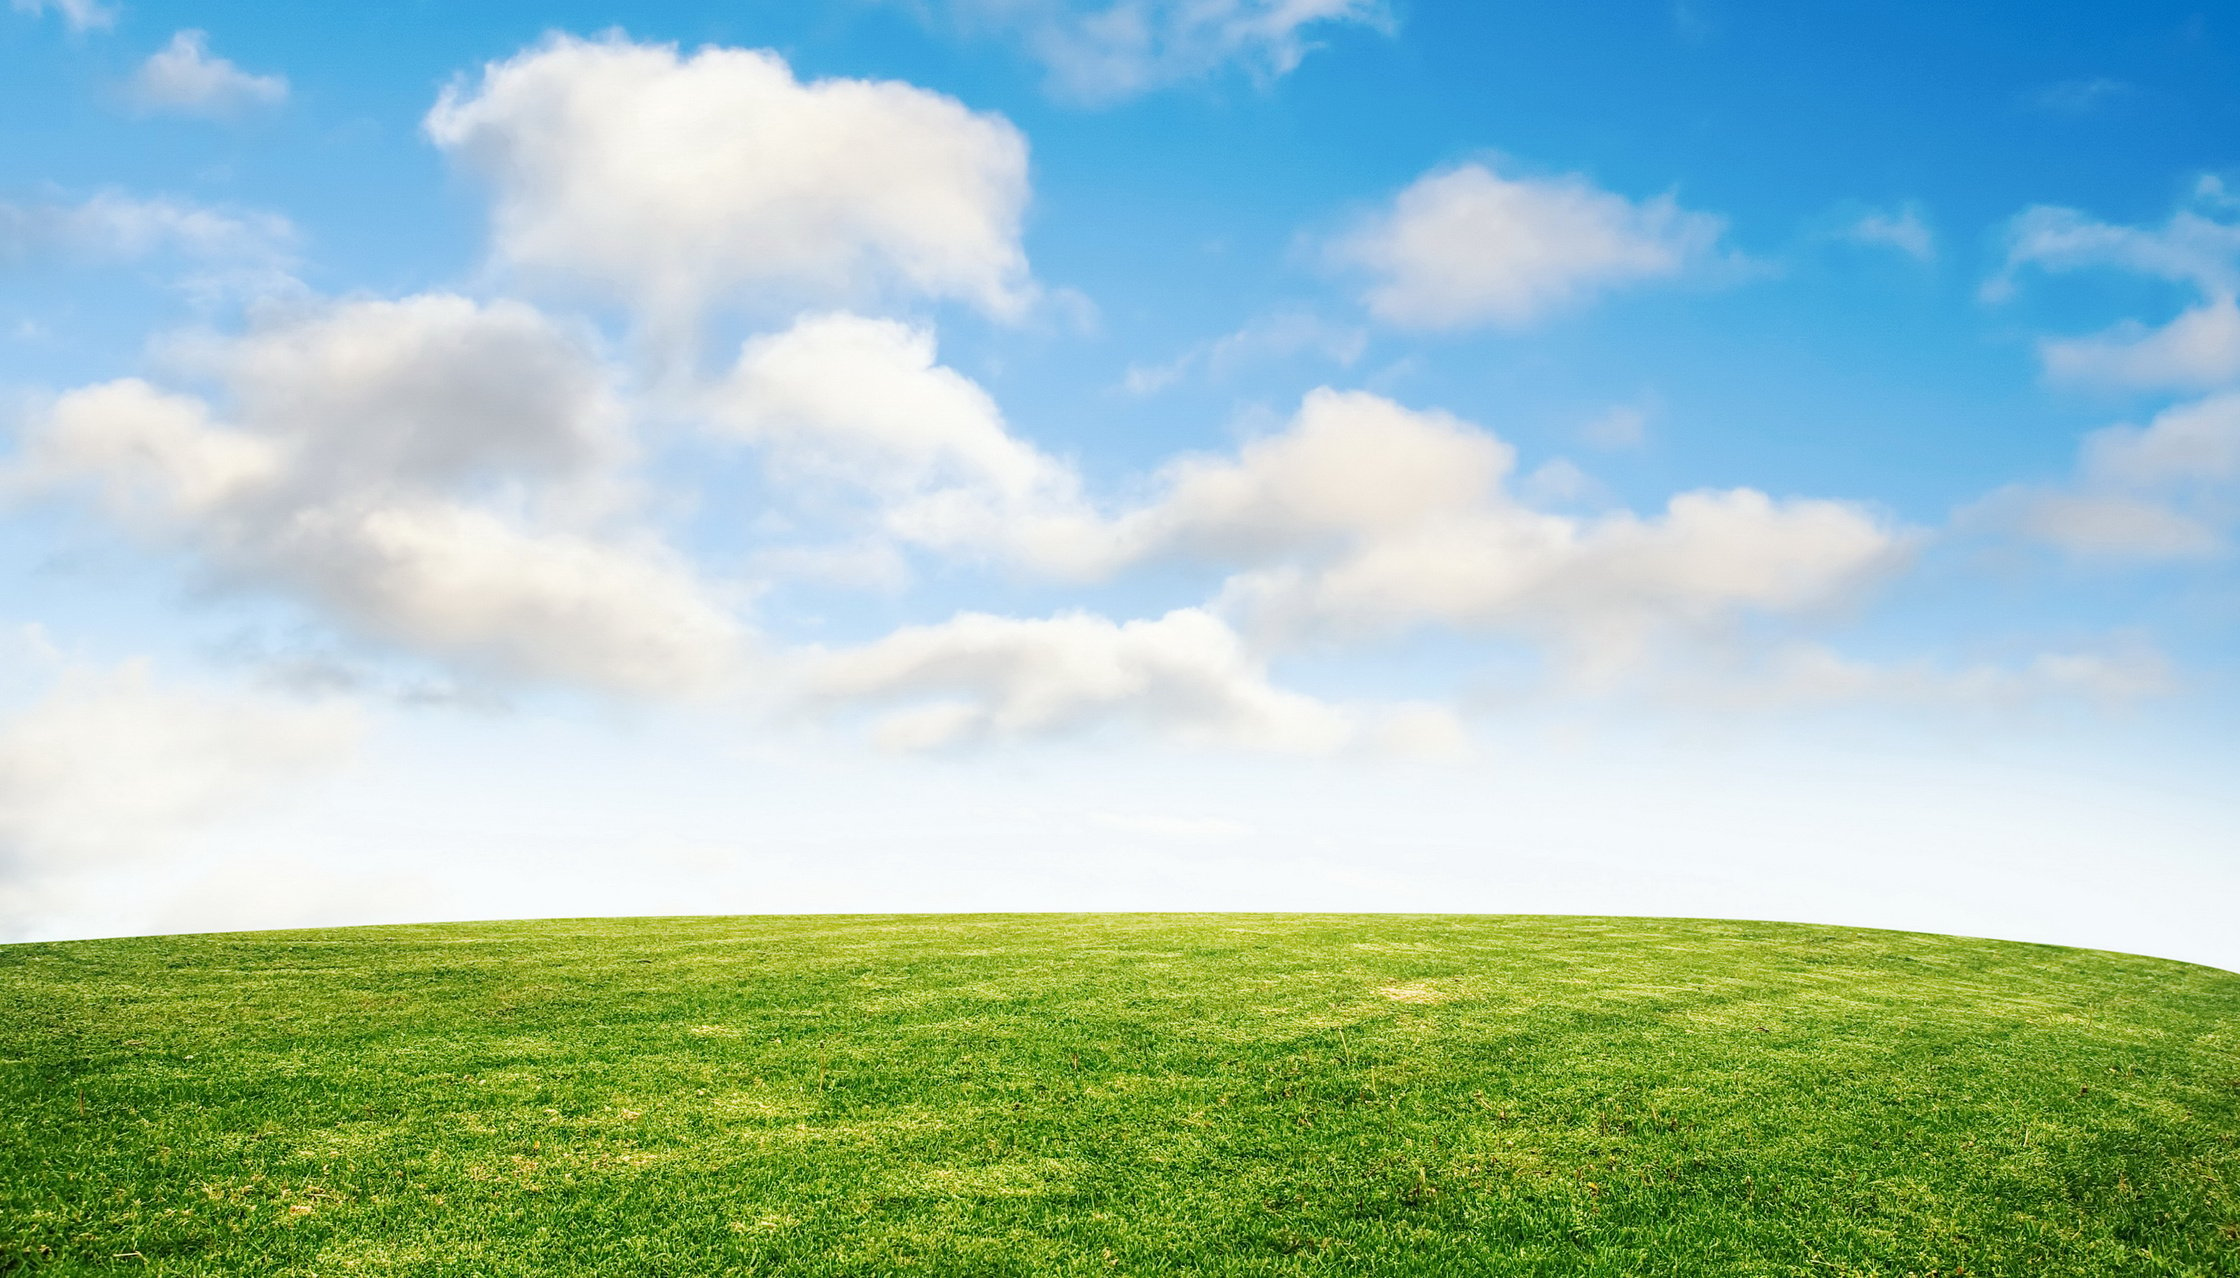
(1329, 162), (1728, 329)
(1991, 182), (2240, 391)
(931, 0), (1387, 102)
(679, 307), (1909, 684)
(425, 33), (1034, 335)
(1211, 490), (1905, 676)
(1118, 389), (1513, 559)
(696, 319), (1900, 679)
(799, 607), (1354, 752)
(705, 311), (1111, 575)
(9, 0), (113, 33)
(0, 654), (361, 932)
(132, 31), (289, 117)
(715, 364), (1904, 671)
(712, 312), (1067, 503)
(14, 296), (747, 694)
(22, 379), (281, 526)
(253, 502), (745, 694)
(1964, 391), (2240, 560)
(213, 293), (625, 493)
(1109, 391), (1904, 672)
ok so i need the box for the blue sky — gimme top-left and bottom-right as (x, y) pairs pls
(2, 0), (2236, 968)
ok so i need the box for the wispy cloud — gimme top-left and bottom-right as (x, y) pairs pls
(9, 0), (115, 34)
(0, 190), (294, 265)
(131, 31), (290, 118)
(2023, 77), (2135, 117)
(1123, 306), (1365, 394)
(1579, 399), (1654, 451)
(1842, 202), (1935, 261)
(923, 0), (1390, 103)
(1989, 178), (2240, 392)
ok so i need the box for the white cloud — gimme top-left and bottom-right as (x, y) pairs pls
(0, 656), (360, 930)
(1329, 162), (1728, 329)
(1120, 389), (1513, 557)
(1843, 202), (1935, 261)
(0, 191), (294, 266)
(1110, 391), (1903, 671)
(719, 373), (1904, 671)
(1990, 185), (2240, 391)
(256, 501), (746, 693)
(1992, 193), (2240, 297)
(800, 607), (1354, 752)
(132, 30), (289, 117)
(693, 319), (1907, 687)
(2039, 296), (2240, 391)
(678, 321), (1902, 700)
(16, 378), (282, 526)
(2080, 389), (2240, 488)
(1964, 392), (2240, 560)
(425, 33), (1034, 335)
(695, 329), (1896, 675)
(214, 293), (626, 493)
(1213, 489), (1904, 676)
(705, 311), (1118, 577)
(712, 312), (1066, 502)
(15, 296), (747, 695)
(935, 0), (1386, 102)
(9, 0), (114, 33)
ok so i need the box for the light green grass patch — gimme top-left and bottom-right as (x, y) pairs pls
(1, 914), (2236, 1276)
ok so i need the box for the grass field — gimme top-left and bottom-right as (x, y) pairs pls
(2, 914), (2236, 1276)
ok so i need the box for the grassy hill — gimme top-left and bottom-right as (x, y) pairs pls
(2, 914), (2235, 1276)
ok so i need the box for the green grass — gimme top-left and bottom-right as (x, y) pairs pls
(2, 915), (2236, 1276)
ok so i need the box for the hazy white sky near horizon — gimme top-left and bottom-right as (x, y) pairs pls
(2, 1), (2236, 970)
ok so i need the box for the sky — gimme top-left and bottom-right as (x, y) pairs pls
(1, 0), (2236, 970)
